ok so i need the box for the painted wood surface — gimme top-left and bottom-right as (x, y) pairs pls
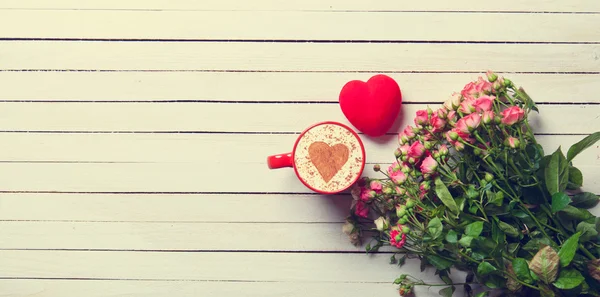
(1, 1), (599, 296)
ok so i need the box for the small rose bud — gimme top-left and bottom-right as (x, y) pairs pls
(486, 70), (498, 82)
(433, 152), (440, 159)
(474, 148), (481, 156)
(398, 217), (408, 224)
(383, 187), (394, 195)
(505, 136), (520, 149)
(485, 172), (494, 182)
(394, 148), (402, 158)
(448, 131), (459, 141)
(401, 225), (411, 234)
(503, 78), (512, 87)
(395, 186), (406, 195)
(401, 166), (411, 173)
(427, 106), (433, 115)
(374, 216), (390, 232)
(405, 199), (415, 208)
(494, 116), (502, 125)
(424, 141), (433, 150)
(396, 205), (407, 217)
(438, 144), (449, 156)
(373, 164), (381, 172)
(412, 126), (421, 134)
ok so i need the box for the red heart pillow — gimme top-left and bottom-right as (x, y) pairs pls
(339, 74), (402, 137)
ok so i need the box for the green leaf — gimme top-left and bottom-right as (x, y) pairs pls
(465, 221), (484, 237)
(560, 205), (595, 222)
(572, 192), (600, 209)
(529, 246), (560, 284)
(545, 147), (569, 195)
(459, 235), (474, 247)
(577, 222), (599, 242)
(427, 255), (453, 270)
(567, 132), (600, 162)
(477, 261), (497, 276)
(558, 232), (581, 267)
(439, 286), (455, 297)
(428, 217), (443, 240)
(568, 166), (584, 188)
(553, 268), (585, 289)
(446, 230), (458, 243)
(512, 258), (533, 282)
(434, 178), (459, 216)
(474, 292), (489, 297)
(552, 192), (572, 213)
(497, 220), (520, 238)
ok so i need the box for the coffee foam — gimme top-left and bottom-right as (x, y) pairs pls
(294, 124), (364, 193)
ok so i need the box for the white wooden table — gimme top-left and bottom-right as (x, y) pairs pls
(0, 1), (599, 296)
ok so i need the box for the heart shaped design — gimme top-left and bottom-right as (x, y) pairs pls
(339, 74), (402, 137)
(308, 141), (350, 183)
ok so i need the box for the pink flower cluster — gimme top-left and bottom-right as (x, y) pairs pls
(389, 227), (407, 249)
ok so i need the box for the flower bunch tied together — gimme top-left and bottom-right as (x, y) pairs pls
(343, 71), (600, 297)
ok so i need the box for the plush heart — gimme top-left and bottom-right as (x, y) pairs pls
(308, 141), (349, 183)
(338, 74), (402, 137)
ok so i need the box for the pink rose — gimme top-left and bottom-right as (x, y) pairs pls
(437, 108), (448, 119)
(429, 114), (446, 133)
(390, 228), (407, 249)
(463, 113), (482, 131)
(359, 188), (373, 201)
(407, 141), (425, 159)
(438, 144), (449, 155)
(505, 136), (520, 149)
(474, 77), (493, 94)
(414, 110), (429, 126)
(482, 110), (495, 124)
(443, 93), (462, 110)
(459, 98), (476, 114)
(420, 156), (438, 174)
(399, 144), (410, 156)
(447, 110), (457, 123)
(370, 180), (382, 192)
(455, 118), (470, 134)
(391, 171), (407, 185)
(472, 96), (495, 112)
(501, 106), (525, 125)
(355, 201), (369, 218)
(461, 82), (478, 100)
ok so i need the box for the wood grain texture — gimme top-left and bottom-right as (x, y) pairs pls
(0, 250), (467, 285)
(0, 103), (595, 134)
(0, 134), (591, 164)
(1, 42), (599, 72)
(1, 0), (599, 12)
(1, 10), (599, 42)
(0, 280), (402, 297)
(0, 193), (353, 223)
(1, 72), (599, 103)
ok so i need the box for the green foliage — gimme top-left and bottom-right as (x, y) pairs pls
(567, 132), (600, 162)
(558, 232), (581, 267)
(551, 192), (571, 213)
(553, 269), (585, 289)
(571, 192), (600, 209)
(545, 147), (569, 195)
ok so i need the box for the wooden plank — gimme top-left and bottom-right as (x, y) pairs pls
(0, 193), (352, 223)
(1, 72), (598, 103)
(1, 0), (598, 12)
(0, 159), (596, 194)
(0, 103), (596, 134)
(0, 280), (402, 297)
(1, 42), (598, 72)
(0, 221), (368, 251)
(0, 134), (593, 165)
(1, 11), (598, 42)
(0, 250), (467, 285)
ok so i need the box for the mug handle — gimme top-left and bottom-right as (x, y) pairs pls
(267, 153), (293, 169)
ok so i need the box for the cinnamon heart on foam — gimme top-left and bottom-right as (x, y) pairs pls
(338, 74), (402, 137)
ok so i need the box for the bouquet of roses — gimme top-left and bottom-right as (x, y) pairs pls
(343, 71), (600, 297)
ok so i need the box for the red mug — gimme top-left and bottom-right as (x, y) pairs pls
(267, 121), (366, 194)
